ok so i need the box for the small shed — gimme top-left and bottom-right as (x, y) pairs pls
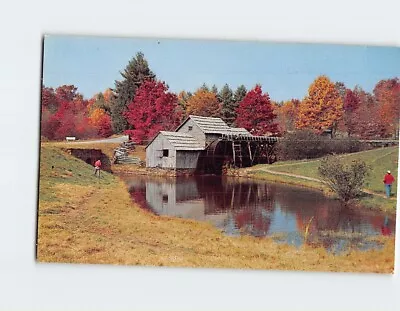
(146, 131), (204, 169)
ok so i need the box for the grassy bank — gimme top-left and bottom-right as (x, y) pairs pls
(240, 147), (398, 212)
(37, 144), (395, 273)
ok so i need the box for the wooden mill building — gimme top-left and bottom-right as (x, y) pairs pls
(146, 115), (278, 173)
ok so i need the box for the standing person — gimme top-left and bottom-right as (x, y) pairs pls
(383, 170), (395, 198)
(94, 159), (102, 178)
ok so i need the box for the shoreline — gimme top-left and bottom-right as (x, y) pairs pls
(112, 163), (396, 214)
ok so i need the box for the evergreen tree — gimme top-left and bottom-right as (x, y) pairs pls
(91, 92), (111, 114)
(200, 83), (210, 92)
(335, 81), (347, 102)
(219, 84), (236, 126)
(233, 85), (247, 104)
(111, 52), (155, 133)
(232, 85), (247, 125)
(211, 84), (219, 95)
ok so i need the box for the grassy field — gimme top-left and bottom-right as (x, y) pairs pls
(246, 146), (399, 211)
(36, 144), (395, 273)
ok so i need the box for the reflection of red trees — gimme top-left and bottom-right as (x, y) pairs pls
(235, 209), (272, 235)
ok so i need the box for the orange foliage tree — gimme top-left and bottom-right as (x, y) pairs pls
(296, 76), (343, 136)
(89, 108), (113, 137)
(275, 99), (299, 133)
(185, 89), (221, 118)
(374, 78), (400, 138)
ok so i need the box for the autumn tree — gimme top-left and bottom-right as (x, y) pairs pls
(89, 108), (113, 137)
(40, 85), (98, 140)
(219, 84), (236, 126)
(177, 90), (192, 117)
(55, 84), (80, 102)
(89, 91), (112, 114)
(124, 80), (182, 143)
(111, 52), (156, 133)
(341, 89), (360, 137)
(374, 78), (400, 138)
(103, 88), (114, 102)
(353, 86), (387, 138)
(275, 99), (299, 133)
(235, 85), (278, 136)
(185, 88), (221, 118)
(296, 76), (343, 136)
(41, 86), (59, 113)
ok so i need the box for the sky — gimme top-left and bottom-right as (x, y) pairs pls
(43, 35), (400, 102)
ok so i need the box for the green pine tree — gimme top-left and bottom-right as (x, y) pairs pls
(219, 84), (235, 126)
(231, 85), (247, 126)
(200, 83), (210, 92)
(211, 84), (219, 95)
(91, 93), (111, 114)
(111, 52), (156, 133)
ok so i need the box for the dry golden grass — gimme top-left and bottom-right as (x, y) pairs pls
(37, 145), (395, 273)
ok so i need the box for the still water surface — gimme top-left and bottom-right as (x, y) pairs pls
(122, 175), (395, 254)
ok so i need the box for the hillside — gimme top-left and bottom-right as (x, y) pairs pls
(248, 146), (399, 210)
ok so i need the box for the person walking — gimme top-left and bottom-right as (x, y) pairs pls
(94, 159), (102, 178)
(383, 170), (395, 198)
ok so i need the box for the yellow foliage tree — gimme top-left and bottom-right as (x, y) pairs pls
(89, 108), (108, 126)
(275, 99), (299, 133)
(186, 89), (221, 117)
(296, 76), (343, 135)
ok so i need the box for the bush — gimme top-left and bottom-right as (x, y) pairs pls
(277, 130), (367, 160)
(318, 156), (370, 203)
(277, 130), (326, 160)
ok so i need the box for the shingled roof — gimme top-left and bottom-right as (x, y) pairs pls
(159, 131), (204, 150)
(177, 115), (232, 134)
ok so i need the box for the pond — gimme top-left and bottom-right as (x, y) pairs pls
(122, 174), (395, 254)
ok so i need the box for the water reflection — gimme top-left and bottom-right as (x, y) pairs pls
(123, 175), (395, 253)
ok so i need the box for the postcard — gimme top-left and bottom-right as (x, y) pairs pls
(37, 35), (398, 273)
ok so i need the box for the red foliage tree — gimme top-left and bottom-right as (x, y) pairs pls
(235, 85), (278, 136)
(342, 89), (361, 137)
(40, 85), (100, 140)
(353, 86), (388, 138)
(124, 80), (182, 143)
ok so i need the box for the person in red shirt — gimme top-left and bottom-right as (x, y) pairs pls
(94, 159), (102, 178)
(383, 170), (395, 198)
